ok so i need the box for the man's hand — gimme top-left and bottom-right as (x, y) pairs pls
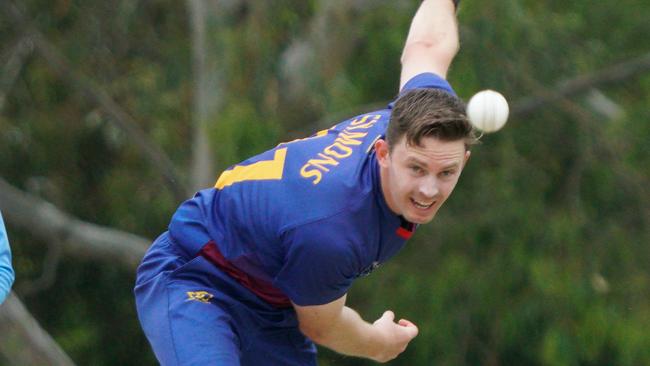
(370, 311), (419, 363)
(294, 296), (419, 362)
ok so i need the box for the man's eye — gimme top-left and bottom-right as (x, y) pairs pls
(441, 170), (455, 177)
(410, 166), (423, 174)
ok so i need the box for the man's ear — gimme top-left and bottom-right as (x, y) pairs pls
(375, 139), (390, 168)
(463, 150), (471, 166)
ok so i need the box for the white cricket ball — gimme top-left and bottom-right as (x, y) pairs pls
(466, 89), (510, 133)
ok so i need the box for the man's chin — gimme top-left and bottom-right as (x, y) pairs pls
(403, 211), (437, 224)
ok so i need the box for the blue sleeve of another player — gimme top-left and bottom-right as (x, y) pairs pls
(274, 220), (359, 306)
(0, 211), (15, 304)
(400, 72), (456, 96)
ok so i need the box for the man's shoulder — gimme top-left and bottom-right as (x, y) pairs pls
(399, 72), (456, 96)
(278, 137), (383, 231)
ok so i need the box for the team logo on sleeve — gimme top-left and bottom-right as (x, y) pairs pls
(186, 291), (214, 304)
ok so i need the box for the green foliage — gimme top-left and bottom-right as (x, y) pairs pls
(1, 0), (649, 365)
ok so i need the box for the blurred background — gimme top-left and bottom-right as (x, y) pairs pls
(1, 0), (649, 365)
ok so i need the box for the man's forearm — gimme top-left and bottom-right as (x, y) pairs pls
(404, 0), (458, 54)
(399, 0), (460, 85)
(308, 306), (384, 360)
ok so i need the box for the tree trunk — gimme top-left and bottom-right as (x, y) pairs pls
(0, 292), (76, 366)
(0, 177), (149, 270)
(187, 0), (218, 193)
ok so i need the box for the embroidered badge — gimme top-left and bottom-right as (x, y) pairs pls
(186, 291), (214, 304)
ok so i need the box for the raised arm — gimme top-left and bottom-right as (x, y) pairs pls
(293, 295), (418, 363)
(400, 0), (460, 90)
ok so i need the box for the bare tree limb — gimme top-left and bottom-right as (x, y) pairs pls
(0, 177), (149, 270)
(511, 51), (650, 117)
(290, 51), (650, 138)
(280, 0), (403, 90)
(0, 292), (76, 366)
(187, 0), (215, 192)
(187, 0), (219, 193)
(0, 0), (188, 202)
(16, 241), (62, 296)
(278, 0), (404, 129)
(0, 36), (34, 111)
(511, 64), (595, 212)
(509, 58), (650, 226)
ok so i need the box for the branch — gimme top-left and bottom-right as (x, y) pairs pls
(0, 35), (34, 111)
(507, 61), (650, 228)
(511, 66), (594, 211)
(511, 51), (650, 117)
(0, 292), (76, 366)
(0, 0), (188, 202)
(17, 241), (62, 296)
(186, 0), (221, 193)
(278, 0), (402, 110)
(0, 177), (149, 270)
(289, 51), (650, 138)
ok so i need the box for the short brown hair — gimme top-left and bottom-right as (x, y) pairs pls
(386, 88), (478, 150)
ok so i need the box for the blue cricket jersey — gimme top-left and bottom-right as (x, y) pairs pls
(163, 73), (455, 307)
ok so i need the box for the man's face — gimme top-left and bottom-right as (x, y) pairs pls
(376, 136), (470, 224)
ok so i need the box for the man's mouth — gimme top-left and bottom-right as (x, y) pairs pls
(410, 198), (434, 210)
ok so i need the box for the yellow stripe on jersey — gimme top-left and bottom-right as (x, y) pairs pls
(215, 148), (288, 189)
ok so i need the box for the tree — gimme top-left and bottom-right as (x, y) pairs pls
(1, 0), (649, 364)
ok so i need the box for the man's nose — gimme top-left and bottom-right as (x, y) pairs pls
(418, 176), (439, 198)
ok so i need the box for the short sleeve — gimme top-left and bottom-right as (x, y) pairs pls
(401, 72), (456, 95)
(388, 72), (457, 110)
(274, 221), (358, 306)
